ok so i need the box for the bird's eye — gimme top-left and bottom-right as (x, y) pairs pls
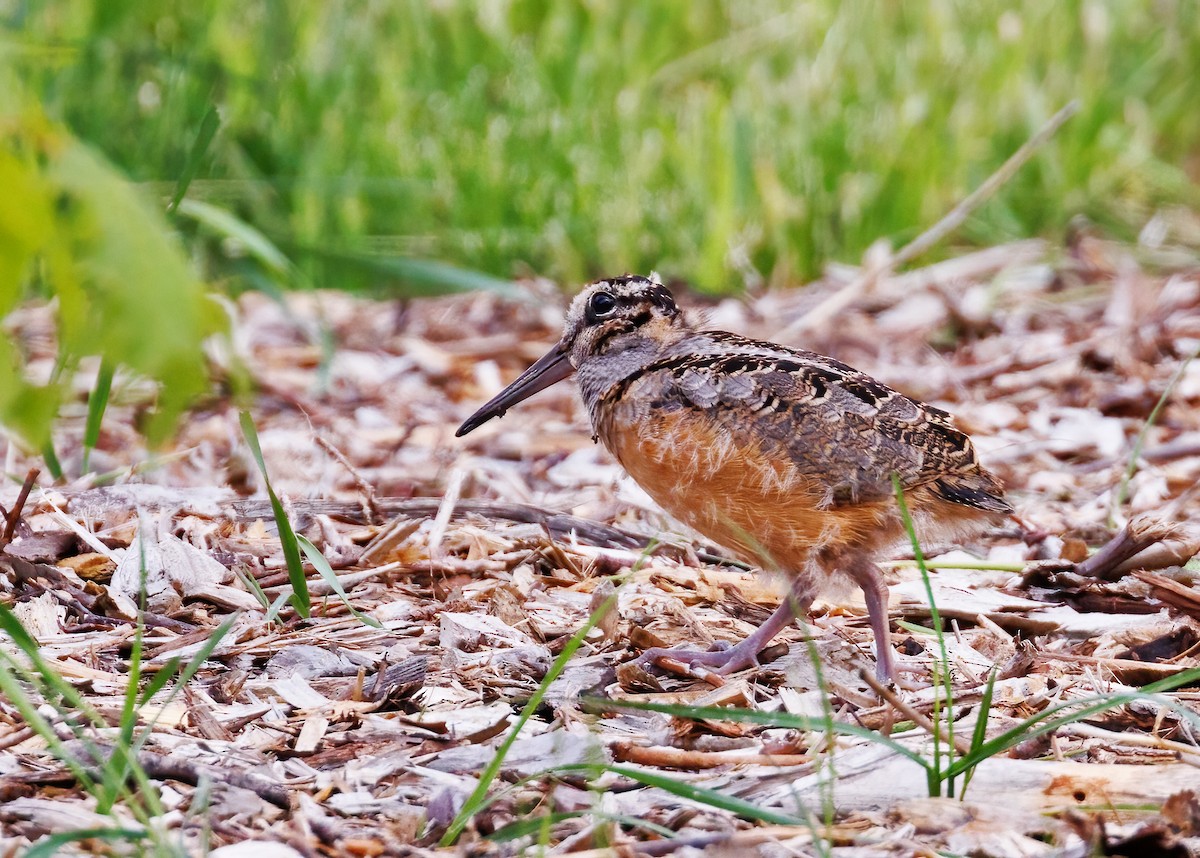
(587, 291), (617, 319)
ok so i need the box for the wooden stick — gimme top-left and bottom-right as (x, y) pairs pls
(1075, 515), (1179, 580)
(233, 495), (741, 567)
(861, 669), (973, 756)
(63, 740), (291, 809)
(612, 741), (812, 769)
(1, 467), (40, 548)
(314, 434), (383, 524)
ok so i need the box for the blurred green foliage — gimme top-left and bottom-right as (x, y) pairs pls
(0, 70), (224, 451)
(7, 0), (1200, 295)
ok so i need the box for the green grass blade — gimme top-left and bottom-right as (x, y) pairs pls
(135, 615), (238, 722)
(603, 763), (804, 825)
(487, 812), (586, 844)
(265, 589), (294, 623)
(80, 358), (114, 474)
(1140, 669), (1200, 694)
(0, 587), (236, 846)
(797, 615), (840, 828)
(93, 531), (165, 818)
(101, 565), (147, 812)
(171, 614), (239, 690)
(961, 669), (998, 795)
(0, 655), (99, 797)
(283, 244), (525, 299)
(439, 588), (620, 846)
(17, 5), (1200, 293)
(968, 669), (997, 755)
(0, 608), (136, 807)
(25, 827), (148, 858)
(236, 566), (272, 610)
(892, 474), (956, 795)
(886, 559), (1026, 573)
(489, 810), (676, 843)
(239, 410), (310, 617)
(167, 104), (220, 214)
(117, 523), (150, 746)
(945, 667), (1200, 778)
(548, 762), (806, 826)
(191, 774), (214, 855)
(41, 438), (63, 481)
(121, 615), (240, 822)
(296, 534), (382, 628)
(0, 607), (107, 733)
(136, 657), (182, 707)
(177, 198), (296, 283)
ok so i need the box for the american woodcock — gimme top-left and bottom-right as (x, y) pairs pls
(457, 275), (1011, 680)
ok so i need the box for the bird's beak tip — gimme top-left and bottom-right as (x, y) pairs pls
(454, 410), (500, 437)
(454, 344), (573, 438)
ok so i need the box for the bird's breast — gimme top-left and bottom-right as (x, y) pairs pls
(593, 394), (889, 570)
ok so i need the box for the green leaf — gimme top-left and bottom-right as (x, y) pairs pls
(0, 149), (53, 314)
(45, 139), (225, 444)
(0, 334), (61, 450)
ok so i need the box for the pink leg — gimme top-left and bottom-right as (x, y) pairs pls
(842, 555), (895, 681)
(637, 576), (814, 675)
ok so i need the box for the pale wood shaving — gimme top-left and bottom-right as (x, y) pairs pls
(0, 242), (1197, 854)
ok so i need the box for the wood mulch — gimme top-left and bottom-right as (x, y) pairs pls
(1, 232), (1199, 856)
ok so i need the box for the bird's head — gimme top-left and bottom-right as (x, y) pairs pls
(456, 274), (686, 436)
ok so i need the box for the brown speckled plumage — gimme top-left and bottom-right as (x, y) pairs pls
(458, 274), (1011, 680)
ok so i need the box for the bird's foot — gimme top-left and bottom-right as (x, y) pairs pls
(636, 638), (771, 678)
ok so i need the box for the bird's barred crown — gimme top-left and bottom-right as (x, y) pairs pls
(560, 273), (684, 362)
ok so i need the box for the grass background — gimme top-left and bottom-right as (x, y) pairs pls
(7, 0), (1200, 293)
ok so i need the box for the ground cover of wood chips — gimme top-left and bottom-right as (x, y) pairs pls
(2, 233), (1200, 856)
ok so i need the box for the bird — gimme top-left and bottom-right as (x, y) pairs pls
(456, 274), (1011, 680)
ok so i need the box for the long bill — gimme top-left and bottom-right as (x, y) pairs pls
(455, 343), (575, 437)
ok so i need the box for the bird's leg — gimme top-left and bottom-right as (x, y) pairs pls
(636, 576), (814, 675)
(840, 553), (896, 682)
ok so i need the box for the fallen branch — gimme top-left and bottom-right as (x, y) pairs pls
(861, 669), (973, 756)
(64, 741), (291, 809)
(0, 468), (40, 550)
(233, 496), (740, 568)
(611, 742), (812, 769)
(234, 496), (646, 549)
(1075, 516), (1183, 580)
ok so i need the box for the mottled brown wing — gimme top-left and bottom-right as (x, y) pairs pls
(612, 339), (1009, 514)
